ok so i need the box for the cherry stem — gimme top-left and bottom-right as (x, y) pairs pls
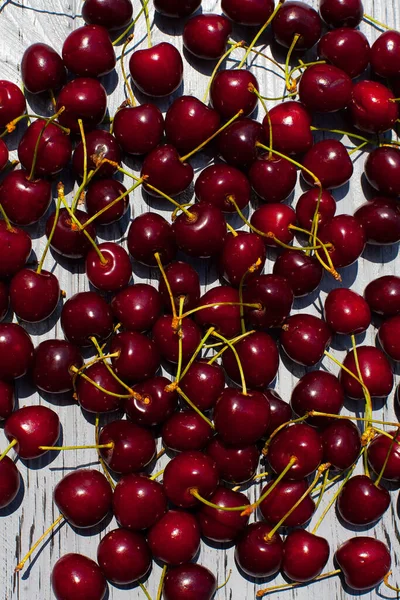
(288, 223), (340, 281)
(0, 438), (17, 461)
(39, 443), (113, 451)
(258, 91), (297, 101)
(176, 387), (215, 429)
(70, 365), (134, 399)
(262, 414), (310, 456)
(0, 202), (13, 231)
(208, 330), (256, 364)
(154, 251), (177, 320)
(156, 565), (167, 600)
(250, 86), (273, 158)
(314, 468), (330, 511)
(120, 34), (136, 106)
(375, 428), (400, 487)
(176, 301), (262, 327)
(156, 447), (165, 461)
(239, 258), (263, 335)
(95, 413), (116, 490)
(15, 514), (65, 573)
(226, 223), (238, 237)
(36, 182), (64, 274)
(384, 571), (400, 593)
(0, 113), (69, 139)
(178, 327), (215, 383)
(229, 42), (286, 76)
(83, 180), (142, 229)
(212, 330), (248, 395)
(28, 107), (66, 182)
(266, 232), (331, 252)
(285, 33), (301, 92)
(112, 2), (146, 46)
(77, 119), (88, 195)
(348, 141), (369, 156)
(150, 469), (165, 481)
(256, 569), (341, 597)
(49, 89), (56, 111)
(202, 41), (246, 104)
(350, 334), (373, 428)
(363, 13), (391, 30)
(288, 60), (326, 82)
(309, 411), (400, 429)
(310, 126), (374, 146)
(138, 583), (153, 600)
(216, 570), (232, 591)
(142, 0), (152, 48)
(174, 297), (185, 384)
(232, 470), (270, 492)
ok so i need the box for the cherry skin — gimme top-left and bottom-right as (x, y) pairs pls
(319, 0), (363, 27)
(82, 0), (133, 30)
(158, 261), (200, 313)
(112, 284), (162, 332)
(251, 203), (296, 248)
(264, 389), (292, 438)
(235, 522), (283, 578)
(0, 222), (31, 278)
(5, 405), (60, 459)
(110, 331), (160, 384)
(163, 564), (217, 600)
(365, 146), (400, 197)
(148, 510), (201, 565)
(210, 69), (259, 120)
(207, 436), (259, 484)
(379, 316), (400, 361)
(165, 96), (220, 155)
(371, 31), (400, 78)
(302, 139), (353, 189)
(218, 118), (265, 168)
(339, 346), (393, 400)
(56, 78), (107, 134)
(162, 410), (213, 453)
(154, 0), (201, 17)
(76, 361), (124, 413)
(62, 25), (115, 78)
(214, 388), (271, 446)
(244, 274), (294, 329)
(97, 529), (151, 585)
(222, 0), (274, 25)
(45, 208), (97, 259)
(291, 371), (344, 426)
(10, 269), (60, 323)
(272, 1), (322, 50)
(337, 475), (390, 526)
(113, 474), (167, 531)
(99, 420), (156, 474)
(0, 80), (26, 127)
(32, 339), (83, 394)
(18, 120), (72, 178)
(51, 554), (107, 600)
(127, 212), (176, 266)
(0, 281), (8, 322)
(299, 64), (352, 113)
(0, 456), (20, 508)
(113, 104), (164, 155)
(162, 450), (218, 508)
(319, 215), (366, 268)
(355, 198), (400, 245)
(281, 314), (332, 367)
(72, 130), (121, 179)
(129, 376), (178, 427)
(198, 486), (250, 543)
(364, 275), (400, 317)
(222, 332), (279, 389)
(324, 287), (371, 335)
(318, 28), (370, 79)
(273, 250), (323, 297)
(321, 419), (361, 470)
(195, 163), (251, 213)
(249, 154), (298, 204)
(0, 169), (52, 226)
(268, 423), (323, 480)
(141, 144), (193, 197)
(0, 323), (34, 380)
(349, 80), (399, 134)
(368, 431), (400, 481)
(296, 188), (336, 231)
(259, 479), (315, 527)
(130, 42), (183, 97)
(335, 537), (391, 591)
(282, 530), (330, 583)
(85, 242), (132, 292)
(220, 232), (266, 287)
(267, 101), (313, 155)
(173, 203), (227, 259)
(85, 179), (129, 225)
(183, 14), (232, 60)
(21, 43), (66, 93)
(152, 315), (202, 364)
(179, 360), (226, 413)
(194, 285), (241, 338)
(0, 380), (14, 420)
(61, 291), (113, 347)
(0, 138), (8, 171)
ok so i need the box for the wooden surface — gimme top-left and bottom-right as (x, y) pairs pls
(1, 0), (400, 599)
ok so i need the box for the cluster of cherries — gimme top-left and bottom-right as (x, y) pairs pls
(2, 0), (400, 598)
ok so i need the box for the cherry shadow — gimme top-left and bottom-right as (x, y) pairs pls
(0, 470), (24, 516)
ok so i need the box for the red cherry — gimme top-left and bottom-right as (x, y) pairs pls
(368, 430), (400, 481)
(51, 554), (107, 600)
(296, 188), (336, 230)
(321, 419), (361, 470)
(218, 117), (265, 168)
(85, 242), (132, 292)
(113, 474), (167, 531)
(249, 154), (298, 203)
(0, 169), (52, 226)
(179, 360), (226, 413)
(291, 371), (344, 425)
(324, 287), (371, 334)
(339, 346), (393, 399)
(214, 388), (271, 446)
(163, 564), (217, 600)
(235, 522), (283, 577)
(207, 436), (259, 484)
(319, 214), (366, 268)
(0, 80), (26, 127)
(82, 0), (133, 30)
(299, 64), (352, 113)
(259, 479), (315, 527)
(364, 146), (400, 197)
(85, 179), (129, 225)
(220, 232), (266, 286)
(154, 0), (201, 17)
(62, 25), (115, 77)
(113, 104), (164, 155)
(21, 43), (66, 93)
(0, 456), (20, 508)
(0, 221), (31, 278)
(111, 284), (162, 332)
(379, 315), (400, 361)
(250, 203), (296, 247)
(302, 139), (353, 188)
(0, 138), (8, 171)
(264, 389), (292, 438)
(364, 275), (400, 317)
(318, 28), (370, 78)
(349, 80), (399, 134)
(32, 339), (83, 394)
(0, 323), (34, 380)
(267, 101), (313, 155)
(222, 331), (279, 389)
(163, 450), (218, 508)
(158, 261), (200, 313)
(76, 361), (124, 413)
(319, 0), (363, 27)
(18, 120), (72, 178)
(148, 510), (201, 565)
(141, 144), (193, 197)
(268, 423), (323, 479)
(281, 314), (332, 366)
(183, 14), (232, 60)
(128, 376), (178, 427)
(173, 203), (227, 258)
(130, 42), (183, 97)
(162, 410), (213, 452)
(5, 405), (60, 459)
(165, 96), (220, 154)
(210, 70), (259, 119)
(152, 315), (202, 364)
(56, 78), (107, 134)
(128, 212), (177, 267)
(197, 486), (250, 543)
(61, 291), (113, 347)
(244, 274), (294, 329)
(272, 1), (322, 50)
(110, 331), (160, 383)
(222, 0), (274, 25)
(355, 197), (400, 245)
(195, 163), (251, 213)
(97, 529), (151, 585)
(337, 475), (390, 525)
(371, 31), (400, 78)
(335, 537), (391, 590)
(282, 530), (330, 582)
(194, 285), (241, 338)
(72, 130), (121, 179)
(10, 269), (60, 323)
(99, 420), (156, 474)
(0, 380), (14, 420)
(273, 250), (323, 297)
(45, 208), (97, 259)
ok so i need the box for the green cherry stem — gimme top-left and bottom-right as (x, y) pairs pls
(111, 1), (147, 46)
(174, 297), (185, 384)
(207, 330), (256, 365)
(375, 428), (400, 488)
(262, 414), (310, 455)
(237, 0), (285, 69)
(0, 201), (13, 231)
(314, 468), (330, 511)
(28, 107), (67, 182)
(362, 13), (391, 30)
(175, 387), (215, 429)
(285, 33), (301, 92)
(120, 34), (136, 106)
(239, 258), (263, 335)
(178, 327), (216, 382)
(15, 514), (65, 573)
(0, 438), (17, 461)
(36, 183), (64, 274)
(154, 251), (177, 320)
(138, 583), (153, 600)
(211, 330), (248, 395)
(82, 180), (142, 229)
(95, 413), (116, 490)
(256, 570), (342, 596)
(142, 0), (152, 48)
(202, 41), (246, 104)
(77, 119), (88, 192)
(156, 565), (168, 600)
(250, 85), (273, 158)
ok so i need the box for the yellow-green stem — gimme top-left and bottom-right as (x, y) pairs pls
(120, 34), (136, 106)
(176, 387), (215, 429)
(375, 429), (399, 487)
(207, 330), (256, 364)
(237, 0), (285, 69)
(256, 569), (341, 597)
(37, 184), (63, 274)
(175, 297), (185, 384)
(15, 514), (65, 572)
(0, 438), (17, 461)
(212, 330), (248, 395)
(363, 13), (391, 30)
(95, 413), (116, 490)
(285, 34), (301, 91)
(178, 327), (215, 382)
(202, 41), (245, 104)
(154, 251), (177, 320)
(142, 0), (152, 48)
(28, 107), (66, 182)
(112, 4), (146, 46)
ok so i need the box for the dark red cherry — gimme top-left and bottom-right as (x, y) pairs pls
(335, 537), (391, 591)
(364, 275), (400, 317)
(296, 188), (336, 230)
(0, 80), (26, 127)
(0, 323), (34, 380)
(110, 331), (160, 384)
(10, 269), (60, 323)
(148, 510), (200, 565)
(54, 469), (112, 528)
(113, 474), (167, 531)
(291, 371), (344, 426)
(85, 179), (128, 225)
(0, 169), (52, 226)
(128, 212), (176, 267)
(281, 314), (332, 366)
(222, 332), (279, 389)
(319, 0), (363, 27)
(158, 261), (200, 313)
(337, 475), (390, 525)
(0, 139), (8, 171)
(0, 456), (20, 508)
(365, 146), (400, 197)
(194, 286), (241, 338)
(141, 144), (193, 197)
(97, 529), (151, 585)
(318, 28), (370, 78)
(250, 203), (296, 248)
(319, 215), (366, 268)
(82, 0), (133, 30)
(18, 120), (72, 178)
(220, 232), (266, 286)
(163, 450), (218, 508)
(56, 78), (107, 134)
(163, 564), (217, 600)
(183, 14), (232, 60)
(249, 154), (298, 203)
(299, 64), (352, 113)
(259, 479), (315, 527)
(5, 405), (60, 459)
(154, 0), (201, 17)
(210, 70), (259, 120)
(268, 423), (323, 479)
(302, 139), (353, 188)
(235, 522), (283, 577)
(0, 380), (14, 420)
(371, 31), (400, 78)
(21, 43), (66, 93)
(272, 1), (322, 50)
(321, 419), (361, 470)
(324, 287), (371, 334)
(111, 284), (162, 332)
(152, 315), (202, 364)
(267, 101), (313, 155)
(264, 389), (292, 438)
(129, 42), (183, 97)
(76, 361), (124, 413)
(368, 430), (400, 481)
(86, 242), (132, 292)
(165, 96), (220, 155)
(45, 208), (97, 259)
(179, 360), (226, 413)
(61, 291), (113, 347)
(162, 410), (213, 452)
(51, 553), (107, 600)
(129, 376), (178, 426)
(173, 203), (227, 258)
(349, 80), (399, 134)
(62, 25), (115, 77)
(113, 104), (164, 155)
(273, 250), (323, 297)
(99, 420), (156, 474)
(218, 118), (265, 168)
(32, 339), (83, 394)
(244, 274), (294, 329)
(0, 222), (31, 278)
(222, 0), (274, 25)
(0, 281), (8, 322)
(198, 486), (250, 543)
(355, 198), (400, 245)
(214, 388), (271, 446)
(379, 316), (400, 361)
(73, 130), (121, 179)
(340, 346), (393, 399)
(195, 163), (251, 213)
(207, 436), (259, 484)
(282, 530), (330, 582)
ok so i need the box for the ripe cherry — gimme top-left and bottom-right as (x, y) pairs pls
(82, 0), (133, 30)
(46, 208), (97, 259)
(51, 554), (107, 600)
(85, 179), (129, 225)
(128, 212), (177, 266)
(194, 285), (241, 338)
(99, 420), (156, 474)
(302, 139), (353, 188)
(321, 419), (361, 470)
(129, 376), (178, 427)
(319, 215), (366, 268)
(179, 360), (226, 413)
(296, 188), (336, 230)
(335, 537), (391, 590)
(281, 314), (332, 366)
(0, 170), (52, 226)
(0, 80), (26, 127)
(165, 96), (220, 154)
(235, 522), (283, 577)
(273, 250), (323, 297)
(5, 405), (60, 459)
(299, 64), (352, 113)
(0, 221), (32, 278)
(259, 479), (315, 527)
(264, 389), (292, 438)
(18, 120), (72, 177)
(218, 118), (265, 168)
(250, 203), (296, 248)
(152, 315), (202, 364)
(210, 70), (259, 119)
(0, 138), (8, 171)
(0, 380), (14, 420)
(355, 198), (400, 245)
(244, 274), (294, 329)
(76, 362), (124, 413)
(379, 316), (400, 361)
(195, 163), (251, 213)
(154, 0), (201, 17)
(111, 284), (162, 332)
(324, 287), (371, 334)
(282, 530), (330, 583)
(162, 410), (213, 452)
(56, 78), (107, 134)
(163, 564), (217, 600)
(364, 146), (400, 197)
(249, 154), (297, 203)
(207, 436), (259, 484)
(148, 510), (201, 565)
(222, 0), (274, 25)
(62, 25), (116, 78)
(113, 474), (167, 531)
(268, 101), (313, 155)
(97, 529), (151, 585)
(32, 339), (83, 394)
(113, 104), (164, 155)
(183, 14), (232, 60)
(268, 423), (323, 480)
(222, 332), (279, 389)
(364, 275), (400, 317)
(0, 456), (20, 508)
(340, 346), (393, 399)
(21, 43), (66, 93)
(0, 323), (34, 380)
(129, 42), (183, 97)
(371, 31), (400, 78)
(110, 331), (160, 383)
(319, 0), (363, 28)
(318, 28), (370, 78)
(337, 475), (390, 525)
(173, 203), (227, 258)
(198, 486), (250, 543)
(214, 388), (271, 446)
(158, 261), (200, 313)
(85, 242), (132, 292)
(220, 232), (266, 286)
(10, 269), (60, 323)
(72, 130), (121, 179)
(141, 144), (193, 197)
(61, 291), (113, 347)
(163, 450), (218, 508)
(368, 431), (400, 481)
(272, 1), (322, 50)
(349, 80), (399, 134)
(291, 371), (344, 426)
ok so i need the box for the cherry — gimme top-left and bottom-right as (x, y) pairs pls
(268, 101), (313, 155)
(0, 456), (20, 508)
(56, 78), (107, 134)
(379, 316), (400, 361)
(18, 120), (72, 177)
(368, 431), (400, 481)
(244, 274), (294, 329)
(249, 154), (298, 203)
(296, 188), (336, 231)
(0, 138), (8, 171)
(281, 314), (332, 366)
(371, 31), (400, 79)
(321, 419), (361, 470)
(163, 564), (217, 600)
(148, 510), (201, 565)
(54, 469), (112, 528)
(165, 96), (220, 154)
(173, 203), (227, 258)
(179, 360), (226, 413)
(222, 332), (279, 389)
(291, 371), (344, 426)
(335, 537), (391, 590)
(110, 331), (160, 383)
(111, 284), (162, 332)
(210, 70), (259, 119)
(318, 28), (370, 79)
(319, 0), (363, 28)
(195, 164), (251, 213)
(214, 388), (271, 446)
(183, 14), (232, 60)
(250, 203), (296, 248)
(85, 179), (129, 225)
(207, 436), (259, 484)
(113, 104), (164, 155)
(259, 479), (315, 527)
(272, 1), (322, 50)
(355, 198), (400, 245)
(194, 285), (241, 338)
(130, 42), (183, 97)
(152, 315), (201, 364)
(5, 405), (60, 459)
(99, 420), (156, 474)
(218, 118), (265, 168)
(141, 144), (193, 197)
(365, 146), (400, 197)
(198, 486), (250, 543)
(0, 170), (52, 226)
(0, 221), (32, 278)
(349, 80), (399, 134)
(62, 25), (115, 78)
(222, 0), (274, 25)
(324, 288), (371, 335)
(32, 339), (83, 394)
(300, 64), (352, 114)
(268, 423), (323, 480)
(282, 530), (330, 583)
(273, 250), (323, 297)
(264, 389), (293, 438)
(129, 376), (178, 426)
(154, 0), (201, 17)
(220, 232), (266, 286)
(21, 43), (66, 94)
(113, 474), (167, 531)
(51, 554), (107, 600)
(0, 323), (34, 380)
(61, 291), (113, 347)
(364, 275), (400, 317)
(72, 130), (121, 179)
(163, 450), (218, 508)
(0, 80), (26, 127)
(97, 529), (151, 585)
(162, 410), (213, 452)
(339, 346), (393, 399)
(302, 139), (353, 189)
(337, 475), (390, 525)
(158, 261), (200, 313)
(127, 212), (176, 266)
(82, 0), (133, 30)
(45, 208), (97, 259)
(85, 242), (132, 292)
(0, 281), (8, 322)
(235, 522), (283, 577)
(10, 269), (60, 323)
(76, 362), (124, 413)
(319, 215), (366, 268)
(0, 380), (14, 420)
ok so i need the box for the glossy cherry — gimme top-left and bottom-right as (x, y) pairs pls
(158, 260), (200, 313)
(195, 164), (250, 213)
(194, 285), (241, 338)
(349, 80), (399, 134)
(72, 130), (121, 179)
(99, 420), (156, 474)
(173, 203), (227, 258)
(321, 419), (361, 470)
(76, 362), (124, 413)
(222, 332), (279, 389)
(264, 389), (292, 438)
(319, 215), (366, 268)
(337, 475), (390, 525)
(82, 0), (133, 30)
(220, 232), (266, 287)
(129, 42), (183, 97)
(111, 284), (162, 332)
(141, 144), (193, 197)
(179, 360), (226, 413)
(129, 376), (178, 427)
(0, 323), (34, 380)
(18, 120), (72, 178)
(302, 139), (353, 189)
(147, 510), (201, 565)
(51, 554), (107, 600)
(85, 242), (132, 292)
(235, 522), (283, 577)
(110, 331), (160, 383)
(207, 436), (259, 484)
(273, 250), (323, 297)
(214, 388), (271, 446)
(259, 479), (315, 527)
(296, 188), (336, 231)
(0, 456), (20, 508)
(61, 291), (113, 347)
(250, 203), (296, 248)
(0, 138), (8, 171)
(62, 25), (116, 78)
(335, 537), (391, 590)
(299, 64), (352, 113)
(198, 486), (250, 543)
(319, 0), (363, 27)
(154, 0), (201, 17)
(162, 410), (213, 452)
(267, 101), (313, 155)
(268, 423), (323, 480)
(365, 146), (400, 197)
(21, 43), (66, 93)
(163, 450), (218, 508)
(0, 221), (31, 278)
(364, 275), (400, 317)
(85, 179), (129, 225)
(210, 70), (259, 120)
(163, 564), (217, 600)
(355, 198), (400, 245)
(281, 314), (332, 366)
(324, 287), (371, 334)
(318, 28), (370, 78)
(291, 371), (344, 426)
(340, 346), (393, 399)
(32, 339), (83, 394)
(113, 474), (167, 531)
(0, 80), (26, 127)
(244, 274), (294, 329)
(272, 1), (322, 50)
(165, 96), (220, 154)
(371, 31), (400, 78)
(152, 315), (202, 364)
(56, 78), (107, 134)
(183, 14), (232, 60)
(249, 154), (298, 203)
(368, 431), (400, 481)
(113, 104), (164, 155)
(4, 405), (60, 459)
(282, 530), (330, 583)
(222, 0), (274, 25)
(127, 212), (177, 266)
(97, 529), (151, 585)
(0, 380), (14, 420)
(379, 316), (400, 361)
(218, 118), (265, 168)
(46, 208), (97, 259)
(10, 269), (60, 323)
(0, 170), (52, 226)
